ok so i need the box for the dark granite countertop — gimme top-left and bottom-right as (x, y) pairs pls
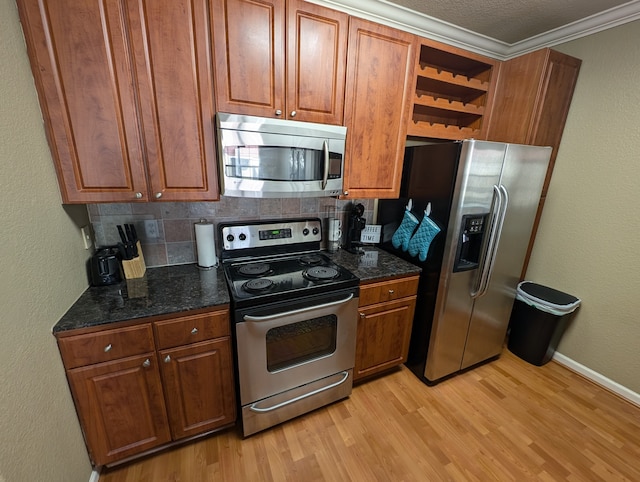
(53, 247), (421, 334)
(53, 264), (230, 334)
(326, 247), (421, 282)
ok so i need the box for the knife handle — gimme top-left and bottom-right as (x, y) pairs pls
(117, 225), (127, 244)
(128, 224), (139, 257)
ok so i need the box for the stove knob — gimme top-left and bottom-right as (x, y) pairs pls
(312, 227), (319, 235)
(226, 234), (235, 242)
(239, 233), (247, 241)
(303, 228), (309, 236)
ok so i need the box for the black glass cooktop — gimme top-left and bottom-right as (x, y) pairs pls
(223, 252), (359, 307)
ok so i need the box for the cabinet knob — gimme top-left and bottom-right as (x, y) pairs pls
(290, 111), (297, 117)
(191, 327), (198, 335)
(275, 109), (282, 116)
(135, 192), (143, 199)
(155, 192), (163, 199)
(164, 355), (171, 363)
(104, 344), (112, 352)
(142, 358), (151, 368)
(360, 312), (365, 318)
(388, 289), (395, 295)
(343, 191), (349, 196)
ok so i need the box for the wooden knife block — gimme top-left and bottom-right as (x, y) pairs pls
(122, 241), (146, 279)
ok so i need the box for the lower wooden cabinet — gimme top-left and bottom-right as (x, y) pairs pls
(57, 307), (235, 466)
(66, 353), (171, 465)
(159, 338), (235, 440)
(354, 275), (419, 381)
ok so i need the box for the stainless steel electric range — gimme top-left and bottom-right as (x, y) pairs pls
(219, 218), (360, 437)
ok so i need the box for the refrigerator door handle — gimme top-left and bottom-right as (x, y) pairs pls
(471, 184), (507, 298)
(484, 185), (509, 288)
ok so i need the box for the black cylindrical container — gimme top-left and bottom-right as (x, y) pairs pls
(507, 282), (580, 366)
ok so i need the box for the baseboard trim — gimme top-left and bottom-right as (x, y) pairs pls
(552, 352), (640, 407)
(89, 469), (100, 482)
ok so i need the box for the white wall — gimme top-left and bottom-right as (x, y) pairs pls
(527, 20), (640, 393)
(0, 1), (93, 480)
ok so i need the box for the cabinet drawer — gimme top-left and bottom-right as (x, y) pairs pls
(58, 324), (155, 369)
(359, 275), (419, 307)
(154, 309), (230, 350)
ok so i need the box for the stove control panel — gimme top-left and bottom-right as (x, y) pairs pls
(221, 219), (322, 251)
(259, 228), (292, 240)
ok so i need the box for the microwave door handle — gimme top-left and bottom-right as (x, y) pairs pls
(322, 140), (329, 189)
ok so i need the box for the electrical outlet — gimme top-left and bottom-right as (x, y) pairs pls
(144, 219), (159, 239)
(80, 225), (92, 250)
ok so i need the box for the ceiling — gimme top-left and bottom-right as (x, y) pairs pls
(312, 0), (640, 58)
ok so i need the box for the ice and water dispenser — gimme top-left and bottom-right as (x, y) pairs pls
(453, 214), (488, 272)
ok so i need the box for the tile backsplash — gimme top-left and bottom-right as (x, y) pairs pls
(88, 197), (376, 267)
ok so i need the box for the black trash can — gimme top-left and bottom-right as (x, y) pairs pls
(508, 281), (581, 366)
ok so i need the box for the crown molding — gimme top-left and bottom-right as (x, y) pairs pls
(504, 0), (640, 58)
(308, 0), (640, 60)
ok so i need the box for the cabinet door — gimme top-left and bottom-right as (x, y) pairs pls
(286, 0), (348, 124)
(354, 296), (417, 381)
(17, 0), (148, 203)
(127, 0), (219, 201)
(213, 0), (286, 118)
(159, 338), (236, 440)
(343, 18), (416, 199)
(486, 48), (581, 277)
(67, 354), (171, 466)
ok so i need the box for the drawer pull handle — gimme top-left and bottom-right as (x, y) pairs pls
(191, 327), (198, 335)
(164, 355), (171, 363)
(142, 359), (151, 368)
(104, 344), (112, 352)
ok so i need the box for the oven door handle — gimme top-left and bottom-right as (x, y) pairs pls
(248, 370), (350, 413)
(242, 293), (354, 322)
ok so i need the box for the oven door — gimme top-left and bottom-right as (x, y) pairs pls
(235, 288), (358, 436)
(234, 288), (358, 407)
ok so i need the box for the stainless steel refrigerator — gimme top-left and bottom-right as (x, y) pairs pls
(378, 140), (551, 383)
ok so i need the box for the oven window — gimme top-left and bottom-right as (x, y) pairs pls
(265, 315), (337, 372)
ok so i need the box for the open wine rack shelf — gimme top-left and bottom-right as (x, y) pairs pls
(408, 41), (499, 140)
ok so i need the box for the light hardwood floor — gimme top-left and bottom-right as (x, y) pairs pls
(100, 351), (640, 481)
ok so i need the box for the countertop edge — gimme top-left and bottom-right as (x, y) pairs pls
(53, 247), (421, 334)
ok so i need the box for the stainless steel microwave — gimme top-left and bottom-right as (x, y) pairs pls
(216, 113), (347, 198)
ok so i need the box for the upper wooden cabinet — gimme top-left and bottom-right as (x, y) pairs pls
(408, 39), (499, 140)
(486, 48), (581, 195)
(17, 0), (219, 203)
(342, 18), (417, 199)
(212, 0), (348, 124)
(486, 48), (581, 276)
